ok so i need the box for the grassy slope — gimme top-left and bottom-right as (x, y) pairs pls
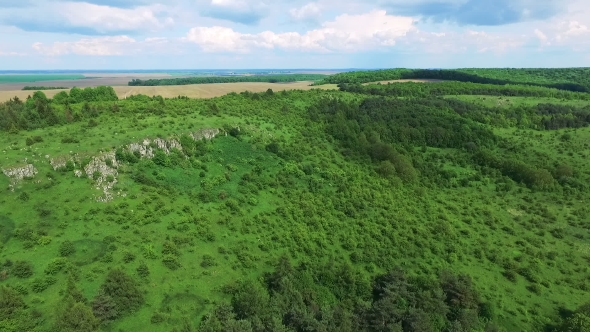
(1, 91), (589, 331)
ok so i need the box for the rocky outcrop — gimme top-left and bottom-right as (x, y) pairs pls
(191, 128), (220, 140)
(2, 164), (37, 180)
(127, 128), (219, 158)
(2, 164), (38, 191)
(128, 139), (154, 159)
(50, 156), (69, 170)
(84, 151), (118, 202)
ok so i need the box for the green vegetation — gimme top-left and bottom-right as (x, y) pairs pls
(128, 74), (327, 86)
(22, 86), (68, 90)
(315, 68), (590, 92)
(0, 75), (85, 83)
(1, 69), (590, 331)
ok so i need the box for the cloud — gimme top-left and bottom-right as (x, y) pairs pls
(201, 0), (268, 25)
(32, 35), (169, 56)
(0, 51), (27, 56)
(63, 0), (159, 8)
(290, 2), (322, 22)
(532, 20), (590, 51)
(1, 2), (174, 35)
(186, 10), (416, 52)
(385, 0), (559, 26)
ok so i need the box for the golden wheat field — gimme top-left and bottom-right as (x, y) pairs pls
(0, 81), (338, 102)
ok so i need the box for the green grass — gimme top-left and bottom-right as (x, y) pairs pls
(1, 88), (590, 331)
(0, 74), (85, 83)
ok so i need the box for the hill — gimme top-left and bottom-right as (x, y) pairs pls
(1, 76), (590, 332)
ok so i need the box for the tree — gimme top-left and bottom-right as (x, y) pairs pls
(55, 297), (99, 332)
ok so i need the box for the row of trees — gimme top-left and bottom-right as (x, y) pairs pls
(338, 81), (590, 100)
(128, 74), (326, 86)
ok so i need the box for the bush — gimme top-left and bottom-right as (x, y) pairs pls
(45, 258), (67, 275)
(136, 262), (150, 278)
(96, 269), (144, 317)
(201, 255), (217, 268)
(162, 255), (181, 270)
(0, 286), (25, 319)
(123, 251), (136, 263)
(59, 240), (76, 257)
(12, 260), (33, 278)
(61, 137), (80, 144)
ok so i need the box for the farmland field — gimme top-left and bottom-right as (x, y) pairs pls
(0, 75), (86, 84)
(0, 81), (338, 102)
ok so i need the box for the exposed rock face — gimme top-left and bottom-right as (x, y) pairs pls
(84, 151), (119, 202)
(127, 128), (218, 158)
(2, 164), (38, 180)
(2, 164), (38, 191)
(50, 156), (69, 170)
(191, 128), (220, 141)
(128, 139), (154, 159)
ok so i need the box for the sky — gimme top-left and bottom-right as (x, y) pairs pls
(0, 0), (589, 69)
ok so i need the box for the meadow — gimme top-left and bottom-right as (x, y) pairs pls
(1, 69), (590, 332)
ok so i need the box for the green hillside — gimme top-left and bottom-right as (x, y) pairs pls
(1, 76), (590, 332)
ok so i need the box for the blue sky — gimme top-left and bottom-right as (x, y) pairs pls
(0, 0), (588, 69)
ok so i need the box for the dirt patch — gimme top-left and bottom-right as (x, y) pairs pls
(0, 81), (337, 102)
(363, 79), (445, 85)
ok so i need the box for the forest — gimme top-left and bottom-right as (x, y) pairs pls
(128, 74), (327, 86)
(1, 68), (590, 332)
(314, 68), (590, 92)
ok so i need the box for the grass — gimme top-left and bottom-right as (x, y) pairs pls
(1, 88), (590, 331)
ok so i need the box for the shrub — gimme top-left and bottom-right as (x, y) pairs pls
(96, 269), (144, 316)
(12, 260), (33, 278)
(61, 137), (80, 144)
(201, 255), (217, 268)
(59, 240), (76, 257)
(162, 255), (181, 270)
(26, 137), (34, 146)
(0, 287), (25, 319)
(123, 252), (136, 263)
(18, 192), (29, 201)
(45, 258), (67, 275)
(136, 262), (150, 278)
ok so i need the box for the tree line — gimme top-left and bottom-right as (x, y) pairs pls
(128, 74), (326, 86)
(314, 68), (590, 93)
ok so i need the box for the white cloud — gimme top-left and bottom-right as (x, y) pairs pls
(397, 29), (527, 54)
(0, 51), (26, 56)
(186, 10), (416, 52)
(60, 2), (173, 33)
(290, 2), (322, 21)
(0, 1), (174, 35)
(32, 36), (169, 56)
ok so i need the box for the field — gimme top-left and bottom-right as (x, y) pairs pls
(1, 69), (590, 332)
(0, 81), (338, 102)
(0, 75), (86, 84)
(0, 73), (179, 91)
